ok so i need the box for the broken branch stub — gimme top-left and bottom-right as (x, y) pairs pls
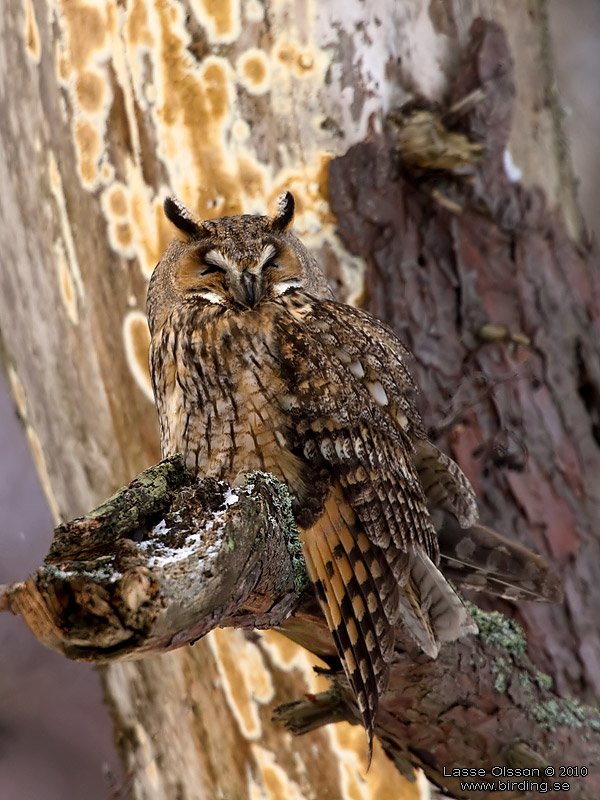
(0, 457), (304, 661)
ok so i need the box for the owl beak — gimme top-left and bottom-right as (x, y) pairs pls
(241, 272), (260, 307)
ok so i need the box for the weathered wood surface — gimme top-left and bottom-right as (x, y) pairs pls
(1, 0), (595, 798)
(0, 460), (309, 661)
(0, 1), (432, 795)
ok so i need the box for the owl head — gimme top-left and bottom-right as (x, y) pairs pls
(147, 192), (332, 334)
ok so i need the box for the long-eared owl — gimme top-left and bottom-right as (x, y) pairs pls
(147, 192), (561, 756)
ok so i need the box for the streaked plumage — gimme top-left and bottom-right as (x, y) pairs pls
(147, 192), (561, 758)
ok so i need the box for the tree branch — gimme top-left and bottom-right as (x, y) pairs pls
(0, 458), (309, 660)
(1, 457), (598, 797)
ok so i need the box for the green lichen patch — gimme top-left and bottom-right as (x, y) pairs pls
(491, 655), (511, 693)
(534, 670), (553, 691)
(465, 602), (527, 660)
(534, 695), (600, 734)
(82, 456), (192, 536)
(519, 672), (531, 691)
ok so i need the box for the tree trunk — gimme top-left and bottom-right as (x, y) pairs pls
(0, 1), (594, 799)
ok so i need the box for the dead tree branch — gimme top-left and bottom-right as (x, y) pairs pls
(0, 458), (308, 660)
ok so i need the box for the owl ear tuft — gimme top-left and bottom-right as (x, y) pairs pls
(164, 196), (204, 240)
(271, 191), (295, 232)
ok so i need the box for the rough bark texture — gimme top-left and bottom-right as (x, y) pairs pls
(1, 0), (596, 798)
(0, 460), (312, 662)
(329, 19), (600, 706)
(3, 458), (599, 799)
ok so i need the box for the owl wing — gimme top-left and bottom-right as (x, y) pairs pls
(276, 298), (476, 751)
(413, 438), (479, 528)
(280, 298), (443, 559)
(304, 303), (560, 603)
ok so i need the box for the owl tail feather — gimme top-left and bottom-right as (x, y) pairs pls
(395, 576), (438, 658)
(300, 483), (394, 767)
(402, 551), (478, 649)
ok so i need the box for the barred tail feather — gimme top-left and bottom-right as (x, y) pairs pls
(304, 532), (378, 760)
(408, 551), (478, 643)
(300, 483), (395, 764)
